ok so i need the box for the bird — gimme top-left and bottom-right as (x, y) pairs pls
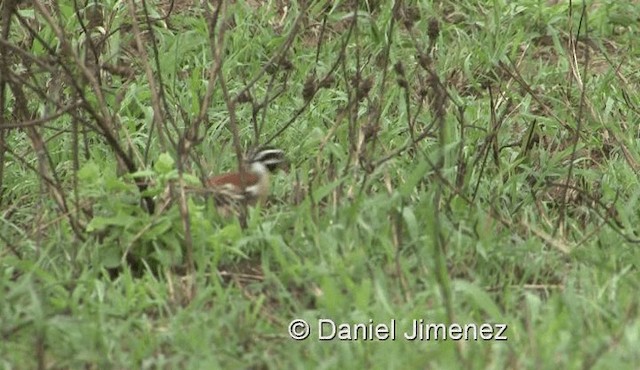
(203, 147), (287, 216)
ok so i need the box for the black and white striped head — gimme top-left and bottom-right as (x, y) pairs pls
(246, 147), (287, 174)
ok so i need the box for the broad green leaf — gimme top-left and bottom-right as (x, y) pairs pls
(453, 280), (503, 320)
(402, 207), (419, 241)
(87, 214), (138, 232)
(154, 153), (175, 174)
(144, 218), (173, 240)
(99, 245), (122, 269)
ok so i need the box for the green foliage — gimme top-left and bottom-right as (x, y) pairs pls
(2, 0), (640, 369)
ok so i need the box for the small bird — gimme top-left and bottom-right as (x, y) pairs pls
(204, 147), (287, 216)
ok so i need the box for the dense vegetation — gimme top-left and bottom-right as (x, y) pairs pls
(1, 1), (639, 368)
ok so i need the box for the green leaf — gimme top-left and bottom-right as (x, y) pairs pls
(181, 173), (201, 185)
(129, 169), (156, 178)
(310, 178), (343, 203)
(78, 161), (100, 183)
(210, 223), (243, 246)
(99, 245), (122, 269)
(402, 207), (419, 241)
(87, 214), (138, 232)
(152, 241), (183, 266)
(154, 153), (175, 174)
(398, 158), (430, 197)
(453, 280), (503, 319)
(370, 21), (381, 44)
(144, 218), (173, 240)
(105, 175), (134, 192)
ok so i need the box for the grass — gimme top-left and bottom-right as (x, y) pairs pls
(1, 0), (639, 369)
